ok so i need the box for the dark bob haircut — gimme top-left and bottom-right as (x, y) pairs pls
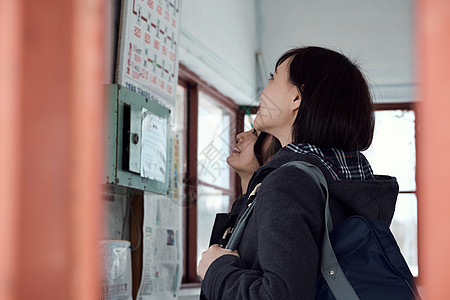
(254, 132), (282, 166)
(276, 46), (374, 151)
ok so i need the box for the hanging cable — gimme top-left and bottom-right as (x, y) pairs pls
(121, 194), (131, 241)
(130, 199), (142, 252)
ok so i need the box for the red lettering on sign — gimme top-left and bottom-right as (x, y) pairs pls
(144, 32), (151, 44)
(134, 26), (141, 38)
(164, 11), (170, 22)
(134, 54), (141, 63)
(132, 70), (140, 79)
(153, 39), (160, 50)
(147, 0), (153, 9)
(166, 84), (172, 95)
(156, 4), (162, 15)
(169, 51), (175, 62)
(127, 43), (132, 74)
(150, 74), (157, 85)
(162, 45), (167, 56)
(159, 79), (165, 90)
(141, 68), (149, 80)
(171, 18), (176, 28)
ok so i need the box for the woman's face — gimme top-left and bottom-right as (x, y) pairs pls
(227, 129), (260, 175)
(253, 58), (300, 142)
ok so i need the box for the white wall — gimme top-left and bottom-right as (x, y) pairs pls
(179, 0), (415, 105)
(179, 0), (259, 105)
(257, 0), (415, 103)
(110, 0), (415, 105)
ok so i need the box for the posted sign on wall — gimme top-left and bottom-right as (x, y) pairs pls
(117, 0), (181, 107)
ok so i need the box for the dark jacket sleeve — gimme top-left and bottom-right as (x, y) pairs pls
(202, 165), (325, 299)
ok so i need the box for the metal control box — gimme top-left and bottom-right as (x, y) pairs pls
(105, 84), (170, 194)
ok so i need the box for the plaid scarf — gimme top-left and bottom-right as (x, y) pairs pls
(286, 143), (374, 181)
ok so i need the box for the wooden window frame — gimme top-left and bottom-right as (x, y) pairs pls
(373, 102), (417, 193)
(374, 102), (419, 281)
(178, 64), (242, 286)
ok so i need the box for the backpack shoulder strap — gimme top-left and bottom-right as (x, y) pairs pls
(225, 183), (261, 250)
(284, 161), (360, 300)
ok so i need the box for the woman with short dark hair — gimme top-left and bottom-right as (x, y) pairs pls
(198, 47), (399, 299)
(273, 46), (374, 150)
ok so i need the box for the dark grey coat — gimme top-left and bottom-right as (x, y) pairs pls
(201, 147), (399, 300)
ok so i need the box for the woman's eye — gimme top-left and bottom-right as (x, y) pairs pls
(268, 72), (274, 81)
(251, 128), (258, 136)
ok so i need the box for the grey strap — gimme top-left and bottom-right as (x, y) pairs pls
(285, 161), (360, 300)
(225, 183), (261, 250)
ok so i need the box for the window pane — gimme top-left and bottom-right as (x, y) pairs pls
(198, 92), (231, 188)
(362, 109), (418, 276)
(197, 185), (230, 265)
(390, 193), (418, 276)
(244, 113), (256, 132)
(363, 110), (416, 191)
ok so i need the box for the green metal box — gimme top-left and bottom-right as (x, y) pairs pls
(105, 84), (170, 195)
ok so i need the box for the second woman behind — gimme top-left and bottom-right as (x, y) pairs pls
(207, 129), (282, 248)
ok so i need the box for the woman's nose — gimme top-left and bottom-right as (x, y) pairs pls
(236, 132), (245, 143)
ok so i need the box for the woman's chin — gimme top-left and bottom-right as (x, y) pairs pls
(226, 154), (237, 167)
(253, 115), (265, 131)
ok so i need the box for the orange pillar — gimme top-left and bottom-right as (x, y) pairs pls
(0, 1), (21, 299)
(416, 0), (450, 298)
(0, 0), (105, 299)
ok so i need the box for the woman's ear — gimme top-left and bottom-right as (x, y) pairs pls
(292, 94), (301, 111)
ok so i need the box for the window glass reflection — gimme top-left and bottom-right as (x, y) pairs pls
(363, 110), (416, 191)
(390, 193), (418, 276)
(196, 185), (230, 265)
(363, 109), (417, 276)
(197, 92), (231, 188)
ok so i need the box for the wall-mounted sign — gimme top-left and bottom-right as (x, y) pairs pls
(117, 0), (181, 108)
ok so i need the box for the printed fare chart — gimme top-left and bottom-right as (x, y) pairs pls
(118, 0), (181, 104)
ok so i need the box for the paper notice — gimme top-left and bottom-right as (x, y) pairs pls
(137, 193), (182, 300)
(140, 108), (167, 182)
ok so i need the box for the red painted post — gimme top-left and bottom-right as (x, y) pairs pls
(0, 1), (22, 299)
(416, 0), (450, 298)
(68, 0), (106, 298)
(0, 0), (105, 299)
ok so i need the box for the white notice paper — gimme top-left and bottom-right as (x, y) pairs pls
(137, 193), (182, 300)
(140, 108), (167, 182)
(100, 240), (133, 300)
